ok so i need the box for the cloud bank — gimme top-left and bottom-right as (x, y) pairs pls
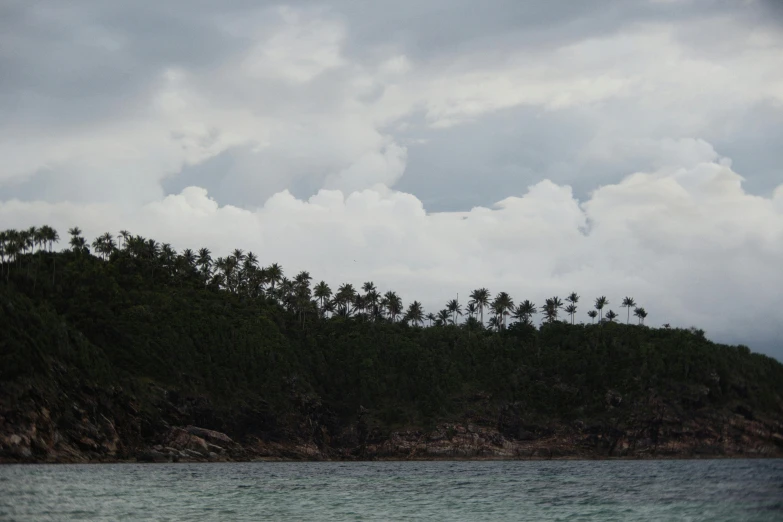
(0, 0), (781, 357)
(3, 156), (782, 356)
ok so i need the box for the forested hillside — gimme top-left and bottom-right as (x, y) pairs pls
(1, 226), (782, 462)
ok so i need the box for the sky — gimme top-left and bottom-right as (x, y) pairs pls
(1, 0), (782, 358)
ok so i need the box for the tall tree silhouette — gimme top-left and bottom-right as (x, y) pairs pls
(622, 297), (636, 324)
(594, 296), (609, 322)
(469, 288), (491, 326)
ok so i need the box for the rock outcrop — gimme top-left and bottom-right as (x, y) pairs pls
(2, 381), (782, 464)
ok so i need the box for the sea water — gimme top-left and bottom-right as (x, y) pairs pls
(1, 459), (781, 521)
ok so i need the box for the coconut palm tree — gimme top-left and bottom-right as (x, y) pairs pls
(491, 292), (514, 329)
(426, 312), (436, 327)
(4, 236), (20, 280)
(180, 248), (196, 268)
(405, 301), (425, 326)
(564, 304), (577, 324)
(436, 309), (451, 326)
(523, 300), (537, 323)
(540, 298), (557, 323)
(68, 227), (85, 253)
(633, 307), (648, 325)
(313, 281), (332, 317)
(231, 248), (245, 263)
(540, 296), (563, 323)
(360, 284), (379, 320)
(487, 316), (501, 331)
(594, 296), (609, 321)
(118, 230), (131, 250)
(587, 310), (598, 323)
(464, 301), (477, 320)
(566, 292), (579, 324)
(446, 298), (462, 325)
(197, 248), (212, 287)
(35, 225), (57, 253)
(96, 233), (109, 260)
(0, 231), (8, 279)
(335, 283), (357, 316)
(605, 310), (618, 322)
(266, 263), (283, 291)
(621, 297), (636, 324)
(469, 288), (491, 326)
(384, 291), (403, 322)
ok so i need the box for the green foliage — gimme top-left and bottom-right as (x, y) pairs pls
(2, 225), (782, 432)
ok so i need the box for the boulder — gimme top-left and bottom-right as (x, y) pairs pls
(166, 427), (209, 455)
(185, 426), (234, 445)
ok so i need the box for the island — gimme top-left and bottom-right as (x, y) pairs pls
(1, 226), (782, 463)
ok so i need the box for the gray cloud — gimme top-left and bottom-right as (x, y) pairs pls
(1, 0), (782, 358)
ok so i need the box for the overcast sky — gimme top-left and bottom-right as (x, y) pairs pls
(1, 0), (782, 358)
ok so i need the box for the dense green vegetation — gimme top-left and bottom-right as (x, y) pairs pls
(2, 226), (782, 433)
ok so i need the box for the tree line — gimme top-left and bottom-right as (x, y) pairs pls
(1, 225), (649, 330)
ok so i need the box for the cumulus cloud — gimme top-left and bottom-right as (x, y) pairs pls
(2, 158), (782, 357)
(1, 0), (782, 358)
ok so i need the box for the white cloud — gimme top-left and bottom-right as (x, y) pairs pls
(3, 158), (782, 356)
(1, 1), (782, 359)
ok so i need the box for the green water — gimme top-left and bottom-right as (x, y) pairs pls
(1, 459), (781, 521)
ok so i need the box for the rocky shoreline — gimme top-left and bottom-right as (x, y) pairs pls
(3, 412), (782, 465)
(2, 381), (782, 465)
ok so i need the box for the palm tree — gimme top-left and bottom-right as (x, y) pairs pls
(68, 227), (85, 253)
(176, 248), (197, 284)
(540, 298), (558, 323)
(362, 281), (376, 295)
(196, 248), (212, 287)
(36, 225), (58, 253)
(566, 292), (579, 324)
(23, 226), (36, 255)
(266, 263), (283, 291)
(34, 225), (60, 284)
(446, 298), (462, 325)
(405, 301), (425, 326)
(335, 283), (357, 316)
(0, 230), (8, 279)
(621, 297), (636, 324)
(118, 230), (131, 250)
(465, 301), (477, 320)
(564, 304), (577, 323)
(633, 307), (648, 325)
(491, 291), (514, 329)
(513, 300), (537, 325)
(4, 236), (20, 280)
(605, 310), (618, 322)
(426, 312), (436, 327)
(436, 309), (451, 326)
(314, 281), (332, 317)
(587, 310), (598, 323)
(361, 283), (380, 320)
(384, 291), (403, 322)
(95, 232), (116, 260)
(594, 296), (609, 321)
(540, 296), (563, 324)
(469, 288), (491, 326)
(487, 316), (501, 331)
(145, 239), (160, 281)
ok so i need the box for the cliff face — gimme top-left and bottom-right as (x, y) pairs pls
(3, 381), (781, 463)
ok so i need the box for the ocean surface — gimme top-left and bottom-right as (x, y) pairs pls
(1, 459), (782, 521)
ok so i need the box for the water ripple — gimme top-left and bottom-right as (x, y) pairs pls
(0, 460), (781, 521)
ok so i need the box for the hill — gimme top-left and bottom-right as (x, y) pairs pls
(1, 226), (782, 462)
